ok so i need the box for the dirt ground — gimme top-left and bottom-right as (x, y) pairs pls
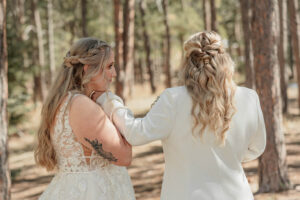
(8, 83), (300, 200)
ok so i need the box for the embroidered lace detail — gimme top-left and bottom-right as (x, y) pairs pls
(39, 92), (135, 199)
(51, 93), (109, 172)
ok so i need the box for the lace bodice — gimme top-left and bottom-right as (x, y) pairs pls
(51, 92), (110, 172)
(40, 93), (135, 199)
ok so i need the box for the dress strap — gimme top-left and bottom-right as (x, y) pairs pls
(71, 93), (83, 99)
(59, 92), (73, 113)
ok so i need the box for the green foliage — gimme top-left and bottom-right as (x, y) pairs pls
(88, 0), (114, 42)
(7, 93), (33, 135)
(6, 0), (35, 135)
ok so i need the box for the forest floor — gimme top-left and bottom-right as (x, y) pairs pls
(9, 83), (300, 200)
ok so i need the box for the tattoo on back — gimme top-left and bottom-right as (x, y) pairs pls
(84, 138), (118, 162)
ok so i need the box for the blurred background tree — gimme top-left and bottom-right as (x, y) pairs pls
(1, 0), (11, 199)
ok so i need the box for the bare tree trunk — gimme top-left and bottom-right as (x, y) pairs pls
(114, 0), (125, 99)
(278, 0), (288, 113)
(15, 0), (30, 69)
(47, 0), (55, 86)
(139, 0), (156, 93)
(33, 0), (45, 72)
(179, 33), (184, 62)
(123, 0), (135, 98)
(235, 21), (243, 57)
(81, 0), (87, 37)
(239, 0), (255, 89)
(13, 0), (25, 42)
(32, 51), (43, 102)
(32, 0), (46, 102)
(210, 0), (218, 32)
(0, 0), (11, 199)
(287, 0), (300, 109)
(287, 25), (294, 80)
(162, 0), (171, 88)
(134, 57), (144, 84)
(252, 0), (290, 192)
(202, 0), (211, 30)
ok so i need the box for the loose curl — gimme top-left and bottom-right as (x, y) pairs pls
(183, 31), (236, 145)
(34, 38), (112, 170)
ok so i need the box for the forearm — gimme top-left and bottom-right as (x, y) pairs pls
(96, 90), (174, 146)
(111, 142), (132, 166)
(112, 108), (163, 145)
(106, 130), (132, 166)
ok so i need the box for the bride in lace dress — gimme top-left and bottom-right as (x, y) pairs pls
(34, 38), (135, 200)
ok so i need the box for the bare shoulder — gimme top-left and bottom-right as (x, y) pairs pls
(69, 94), (106, 123)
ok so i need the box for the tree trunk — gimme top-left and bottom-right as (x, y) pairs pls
(0, 0), (11, 199)
(134, 57), (144, 84)
(179, 33), (184, 62)
(139, 0), (156, 93)
(239, 0), (255, 89)
(114, 0), (125, 99)
(123, 0), (135, 98)
(47, 0), (55, 86)
(287, 0), (300, 108)
(162, 0), (171, 88)
(32, 0), (46, 102)
(13, 0), (25, 42)
(81, 0), (87, 37)
(251, 0), (290, 192)
(32, 50), (43, 102)
(287, 25), (294, 80)
(202, 0), (211, 30)
(278, 0), (288, 113)
(210, 0), (218, 32)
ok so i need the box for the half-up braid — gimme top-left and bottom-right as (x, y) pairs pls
(183, 31), (236, 145)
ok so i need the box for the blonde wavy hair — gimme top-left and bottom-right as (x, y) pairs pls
(34, 38), (112, 171)
(183, 31), (237, 145)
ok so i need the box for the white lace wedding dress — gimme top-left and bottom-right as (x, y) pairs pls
(39, 93), (135, 200)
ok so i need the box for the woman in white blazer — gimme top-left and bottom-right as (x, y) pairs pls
(96, 31), (266, 200)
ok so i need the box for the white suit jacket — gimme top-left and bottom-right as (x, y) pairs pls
(97, 86), (266, 200)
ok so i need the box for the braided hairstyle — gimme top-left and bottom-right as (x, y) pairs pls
(183, 31), (236, 145)
(35, 38), (112, 170)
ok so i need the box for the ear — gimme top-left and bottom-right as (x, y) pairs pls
(83, 64), (89, 72)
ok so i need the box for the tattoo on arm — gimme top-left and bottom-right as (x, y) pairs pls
(84, 138), (118, 162)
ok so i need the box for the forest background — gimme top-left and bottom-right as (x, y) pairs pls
(1, 0), (300, 199)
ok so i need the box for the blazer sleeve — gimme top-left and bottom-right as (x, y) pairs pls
(242, 91), (267, 162)
(97, 89), (176, 146)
